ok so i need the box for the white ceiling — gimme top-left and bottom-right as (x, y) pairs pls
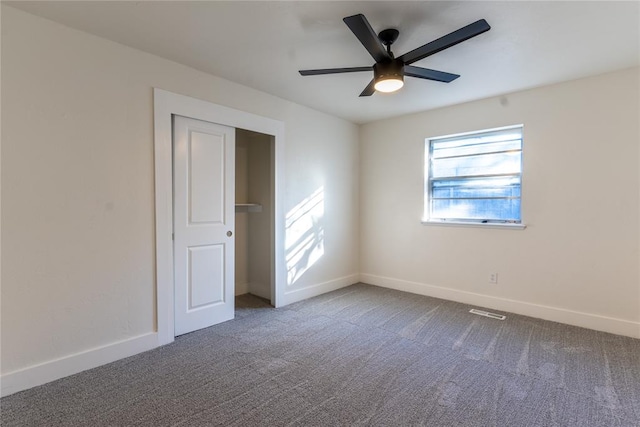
(7, 1), (640, 124)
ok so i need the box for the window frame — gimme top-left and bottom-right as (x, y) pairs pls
(422, 124), (526, 229)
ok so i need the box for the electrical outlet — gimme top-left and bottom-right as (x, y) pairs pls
(489, 273), (498, 284)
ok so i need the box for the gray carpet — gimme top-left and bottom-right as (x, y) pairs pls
(2, 283), (639, 426)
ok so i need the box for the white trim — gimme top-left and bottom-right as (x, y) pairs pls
(281, 274), (360, 306)
(1, 333), (158, 397)
(421, 220), (526, 229)
(426, 123), (524, 142)
(360, 273), (640, 339)
(153, 88), (286, 345)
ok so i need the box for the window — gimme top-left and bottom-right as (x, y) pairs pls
(424, 125), (523, 225)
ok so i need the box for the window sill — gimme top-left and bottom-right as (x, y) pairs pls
(421, 219), (526, 230)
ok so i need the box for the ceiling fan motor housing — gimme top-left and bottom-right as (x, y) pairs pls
(374, 60), (405, 84)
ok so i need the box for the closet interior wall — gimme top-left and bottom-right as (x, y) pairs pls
(235, 129), (273, 301)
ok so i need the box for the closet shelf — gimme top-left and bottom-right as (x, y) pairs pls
(235, 203), (262, 213)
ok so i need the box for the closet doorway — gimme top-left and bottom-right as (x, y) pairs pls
(234, 129), (275, 304)
(154, 88), (285, 345)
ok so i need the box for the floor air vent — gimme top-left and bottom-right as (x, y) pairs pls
(469, 309), (506, 320)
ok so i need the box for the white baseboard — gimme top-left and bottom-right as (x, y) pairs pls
(360, 273), (640, 339)
(5, 274), (635, 398)
(1, 275), (357, 397)
(281, 274), (359, 306)
(1, 332), (159, 397)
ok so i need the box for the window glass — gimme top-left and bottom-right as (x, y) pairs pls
(425, 126), (523, 223)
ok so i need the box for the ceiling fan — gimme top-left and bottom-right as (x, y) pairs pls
(299, 14), (490, 96)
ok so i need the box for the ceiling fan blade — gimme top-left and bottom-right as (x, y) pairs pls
(343, 14), (391, 63)
(359, 79), (376, 97)
(398, 19), (490, 65)
(299, 66), (372, 76)
(404, 65), (460, 83)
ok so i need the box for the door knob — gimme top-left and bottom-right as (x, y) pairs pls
(227, 231), (233, 237)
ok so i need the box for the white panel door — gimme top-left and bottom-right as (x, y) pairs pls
(173, 115), (235, 336)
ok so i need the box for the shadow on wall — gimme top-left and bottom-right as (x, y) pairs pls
(285, 186), (325, 286)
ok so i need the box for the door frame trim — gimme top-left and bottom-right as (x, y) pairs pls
(153, 88), (285, 345)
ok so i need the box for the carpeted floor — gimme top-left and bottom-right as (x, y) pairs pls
(2, 283), (639, 426)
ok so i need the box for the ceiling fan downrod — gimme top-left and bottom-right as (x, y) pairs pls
(378, 28), (399, 57)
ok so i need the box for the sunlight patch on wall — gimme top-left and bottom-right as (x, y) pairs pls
(285, 186), (325, 286)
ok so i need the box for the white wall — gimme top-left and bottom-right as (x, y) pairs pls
(360, 67), (640, 338)
(1, 5), (360, 387)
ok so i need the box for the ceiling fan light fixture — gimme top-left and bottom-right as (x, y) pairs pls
(374, 77), (404, 93)
(373, 60), (404, 93)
